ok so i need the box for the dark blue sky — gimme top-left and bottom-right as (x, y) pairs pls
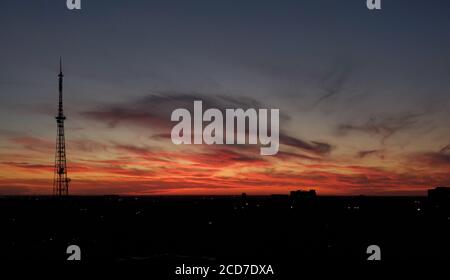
(1, 0), (450, 137)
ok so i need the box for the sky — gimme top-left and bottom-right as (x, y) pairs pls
(0, 0), (449, 195)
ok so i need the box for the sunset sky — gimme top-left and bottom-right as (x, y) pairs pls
(1, 0), (449, 195)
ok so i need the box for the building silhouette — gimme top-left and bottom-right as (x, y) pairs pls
(290, 189), (317, 208)
(428, 186), (450, 201)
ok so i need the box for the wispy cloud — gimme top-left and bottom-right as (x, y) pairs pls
(336, 112), (425, 142)
(357, 149), (384, 159)
(313, 63), (352, 107)
(81, 91), (292, 128)
(279, 133), (332, 155)
(413, 144), (450, 167)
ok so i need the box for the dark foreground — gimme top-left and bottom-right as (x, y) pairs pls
(0, 195), (449, 274)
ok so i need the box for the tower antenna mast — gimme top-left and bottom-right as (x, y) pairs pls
(53, 57), (69, 196)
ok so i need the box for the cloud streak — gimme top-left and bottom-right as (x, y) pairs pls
(337, 112), (425, 142)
